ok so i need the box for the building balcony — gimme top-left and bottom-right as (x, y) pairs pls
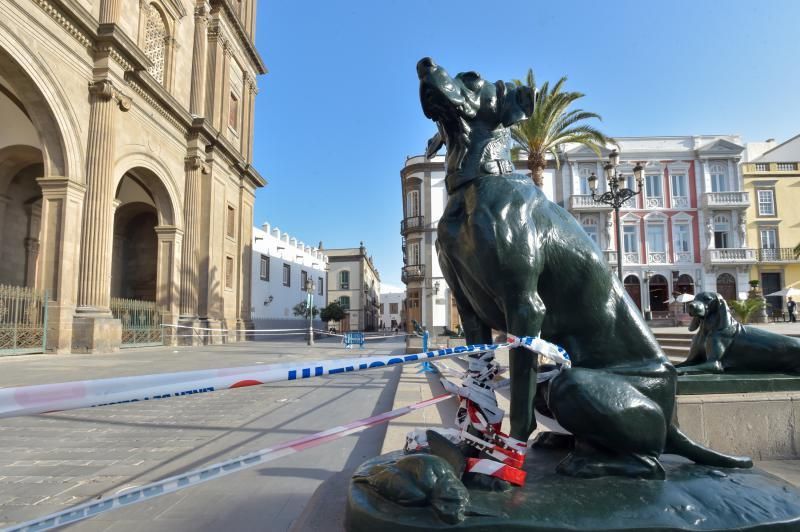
(402, 264), (426, 284)
(644, 196), (664, 209)
(569, 195), (612, 211)
(603, 251), (641, 265)
(674, 251), (694, 263)
(702, 191), (749, 209)
(705, 248), (757, 264)
(671, 196), (691, 209)
(400, 216), (425, 235)
(757, 247), (800, 263)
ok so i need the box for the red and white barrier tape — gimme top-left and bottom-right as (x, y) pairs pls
(0, 343), (510, 419)
(4, 394), (453, 532)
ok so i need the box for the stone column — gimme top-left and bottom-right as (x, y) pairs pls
(189, 4), (209, 116)
(0, 195), (10, 251)
(155, 225), (182, 345)
(246, 79), (257, 162)
(99, 0), (122, 23)
(219, 44), (232, 134)
(73, 80), (128, 353)
(205, 24), (225, 129)
(37, 177), (86, 353)
(179, 156), (205, 320)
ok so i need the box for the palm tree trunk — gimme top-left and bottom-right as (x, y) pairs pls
(527, 157), (545, 188)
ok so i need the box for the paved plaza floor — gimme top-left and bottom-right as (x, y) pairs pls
(0, 337), (405, 531)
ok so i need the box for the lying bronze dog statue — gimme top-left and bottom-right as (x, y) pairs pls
(677, 291), (800, 374)
(418, 57), (751, 479)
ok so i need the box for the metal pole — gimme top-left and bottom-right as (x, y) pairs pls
(307, 289), (314, 346)
(615, 205), (623, 282)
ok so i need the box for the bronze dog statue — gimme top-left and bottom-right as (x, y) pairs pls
(418, 57), (751, 478)
(677, 291), (800, 374)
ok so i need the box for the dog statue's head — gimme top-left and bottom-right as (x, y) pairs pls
(688, 292), (730, 332)
(417, 57), (534, 192)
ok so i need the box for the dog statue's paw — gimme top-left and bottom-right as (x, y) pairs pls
(676, 361), (723, 375)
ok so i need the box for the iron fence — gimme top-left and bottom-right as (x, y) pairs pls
(0, 284), (48, 356)
(110, 297), (163, 347)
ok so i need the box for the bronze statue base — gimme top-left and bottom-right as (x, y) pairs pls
(346, 449), (800, 531)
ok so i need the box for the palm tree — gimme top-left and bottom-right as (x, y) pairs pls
(728, 298), (765, 324)
(511, 69), (614, 187)
(794, 242), (800, 259)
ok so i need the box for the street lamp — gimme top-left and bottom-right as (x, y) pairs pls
(587, 150), (644, 282)
(643, 269), (655, 321)
(305, 278), (315, 346)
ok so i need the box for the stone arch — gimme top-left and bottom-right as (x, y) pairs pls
(623, 274), (641, 311)
(0, 30), (81, 179)
(649, 274), (669, 312)
(716, 273), (737, 301)
(113, 154), (182, 228)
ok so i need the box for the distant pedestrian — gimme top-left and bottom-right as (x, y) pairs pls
(789, 297), (797, 323)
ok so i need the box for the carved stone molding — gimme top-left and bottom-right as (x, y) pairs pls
(184, 155), (209, 174)
(88, 80), (131, 111)
(33, 0), (93, 49)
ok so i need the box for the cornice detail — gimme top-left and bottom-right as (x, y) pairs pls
(125, 76), (184, 130)
(33, 0), (92, 49)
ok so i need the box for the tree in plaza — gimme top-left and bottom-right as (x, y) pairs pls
(511, 69), (614, 188)
(319, 301), (346, 323)
(292, 301), (319, 319)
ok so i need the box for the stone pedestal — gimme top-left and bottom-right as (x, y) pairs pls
(177, 317), (202, 346)
(201, 319), (224, 345)
(347, 449), (800, 531)
(676, 374), (800, 460)
(71, 313), (121, 353)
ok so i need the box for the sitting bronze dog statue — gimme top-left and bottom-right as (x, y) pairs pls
(677, 291), (800, 374)
(418, 57), (751, 479)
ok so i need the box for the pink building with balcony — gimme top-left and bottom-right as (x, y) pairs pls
(558, 136), (749, 319)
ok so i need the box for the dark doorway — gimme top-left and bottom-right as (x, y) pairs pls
(624, 275), (641, 310)
(716, 273), (737, 302)
(761, 272), (782, 316)
(675, 274), (695, 295)
(649, 274), (669, 312)
(112, 203), (158, 301)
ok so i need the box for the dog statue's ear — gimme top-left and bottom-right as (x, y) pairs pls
(425, 127), (444, 160)
(704, 293), (726, 331)
(499, 82), (534, 127)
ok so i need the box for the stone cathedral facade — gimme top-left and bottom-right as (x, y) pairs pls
(0, 0), (266, 353)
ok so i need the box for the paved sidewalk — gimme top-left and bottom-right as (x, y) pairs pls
(0, 337), (406, 531)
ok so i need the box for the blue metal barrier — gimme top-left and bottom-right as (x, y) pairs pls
(343, 331), (365, 349)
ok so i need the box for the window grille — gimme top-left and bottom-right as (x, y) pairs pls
(143, 4), (167, 84)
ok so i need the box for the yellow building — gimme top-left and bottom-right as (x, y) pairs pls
(743, 134), (800, 317)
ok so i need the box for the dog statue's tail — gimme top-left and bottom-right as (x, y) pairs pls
(665, 424), (753, 468)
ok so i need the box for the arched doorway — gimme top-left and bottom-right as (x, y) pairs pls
(675, 274), (695, 295)
(111, 169), (177, 346)
(624, 275), (641, 310)
(716, 273), (737, 301)
(0, 160), (43, 288)
(649, 274), (669, 312)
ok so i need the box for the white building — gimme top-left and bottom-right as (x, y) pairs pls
(251, 223), (328, 333)
(400, 135), (750, 328)
(379, 292), (405, 331)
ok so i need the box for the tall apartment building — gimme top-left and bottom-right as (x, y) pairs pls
(326, 243), (381, 332)
(251, 223), (328, 332)
(0, 0), (265, 353)
(400, 135), (750, 328)
(742, 135), (800, 314)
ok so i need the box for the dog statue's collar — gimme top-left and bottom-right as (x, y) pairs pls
(446, 158), (515, 193)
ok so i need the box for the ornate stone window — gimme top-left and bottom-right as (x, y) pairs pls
(143, 4), (168, 83)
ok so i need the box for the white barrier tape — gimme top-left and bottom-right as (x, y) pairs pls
(4, 393), (454, 532)
(162, 325), (310, 333)
(0, 342), (517, 419)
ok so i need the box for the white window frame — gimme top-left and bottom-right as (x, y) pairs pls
(408, 241), (421, 266)
(760, 228), (778, 249)
(709, 163), (729, 192)
(339, 270), (350, 289)
(259, 254), (269, 281)
(623, 224), (639, 253)
(645, 174), (662, 198)
(282, 263), (291, 287)
(406, 190), (420, 218)
(757, 189), (776, 216)
(714, 214), (731, 249)
(581, 215), (599, 245)
(670, 173), (688, 200)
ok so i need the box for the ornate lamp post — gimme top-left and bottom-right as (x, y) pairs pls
(587, 150), (644, 282)
(305, 278), (315, 346)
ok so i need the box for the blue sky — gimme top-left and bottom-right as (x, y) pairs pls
(251, 0), (800, 290)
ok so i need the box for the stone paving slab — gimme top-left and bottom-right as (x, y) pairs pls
(0, 338), (406, 531)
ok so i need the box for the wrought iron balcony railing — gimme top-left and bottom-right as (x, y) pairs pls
(400, 216), (425, 235)
(401, 264), (426, 284)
